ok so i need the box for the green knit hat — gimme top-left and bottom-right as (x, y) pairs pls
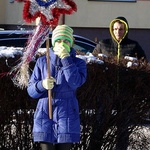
(52, 25), (74, 47)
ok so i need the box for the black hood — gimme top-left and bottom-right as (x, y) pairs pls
(115, 16), (129, 29)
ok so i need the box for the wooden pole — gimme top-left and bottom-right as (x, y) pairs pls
(46, 32), (52, 119)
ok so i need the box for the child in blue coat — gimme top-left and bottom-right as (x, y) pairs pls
(27, 25), (87, 150)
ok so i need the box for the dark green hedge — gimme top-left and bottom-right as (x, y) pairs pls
(0, 56), (149, 150)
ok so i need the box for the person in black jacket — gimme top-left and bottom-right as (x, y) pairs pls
(91, 16), (147, 150)
(92, 16), (146, 62)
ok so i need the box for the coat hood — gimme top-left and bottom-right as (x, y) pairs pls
(109, 16), (129, 43)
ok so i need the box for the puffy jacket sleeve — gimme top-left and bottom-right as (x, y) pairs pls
(61, 56), (87, 90)
(27, 57), (47, 99)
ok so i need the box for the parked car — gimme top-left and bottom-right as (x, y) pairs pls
(0, 30), (96, 54)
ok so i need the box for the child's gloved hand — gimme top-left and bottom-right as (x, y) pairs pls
(42, 77), (56, 90)
(53, 42), (70, 59)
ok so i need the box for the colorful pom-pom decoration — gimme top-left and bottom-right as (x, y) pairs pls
(21, 0), (77, 25)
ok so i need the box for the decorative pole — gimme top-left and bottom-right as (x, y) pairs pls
(46, 31), (52, 119)
(13, 0), (77, 119)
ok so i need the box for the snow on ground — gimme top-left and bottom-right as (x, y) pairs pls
(101, 125), (150, 150)
(0, 46), (23, 58)
(128, 125), (150, 150)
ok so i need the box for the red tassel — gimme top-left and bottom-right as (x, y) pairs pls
(63, 0), (77, 13)
(23, 1), (40, 23)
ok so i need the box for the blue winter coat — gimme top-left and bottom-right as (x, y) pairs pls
(27, 47), (87, 143)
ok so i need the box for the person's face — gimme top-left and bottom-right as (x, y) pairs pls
(54, 39), (71, 47)
(113, 22), (125, 41)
